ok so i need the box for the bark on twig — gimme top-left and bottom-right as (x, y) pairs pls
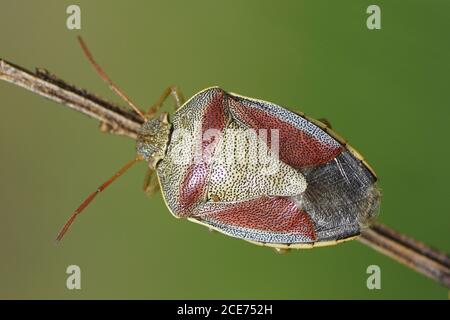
(359, 223), (450, 288)
(0, 59), (143, 139)
(1, 59), (449, 288)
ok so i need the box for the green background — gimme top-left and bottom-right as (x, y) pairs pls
(0, 0), (449, 299)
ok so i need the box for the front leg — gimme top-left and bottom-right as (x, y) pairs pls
(147, 85), (185, 117)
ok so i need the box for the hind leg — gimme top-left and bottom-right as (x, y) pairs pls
(318, 118), (332, 128)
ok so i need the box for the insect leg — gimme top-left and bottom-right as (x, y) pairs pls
(147, 86), (185, 117)
(274, 247), (291, 254)
(318, 118), (332, 129)
(142, 168), (160, 197)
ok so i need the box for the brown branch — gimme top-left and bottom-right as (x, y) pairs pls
(359, 223), (450, 288)
(0, 59), (143, 139)
(1, 59), (449, 288)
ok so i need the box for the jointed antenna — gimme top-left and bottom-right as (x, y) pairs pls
(77, 36), (147, 121)
(56, 157), (142, 242)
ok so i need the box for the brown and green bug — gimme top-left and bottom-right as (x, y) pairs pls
(56, 37), (381, 250)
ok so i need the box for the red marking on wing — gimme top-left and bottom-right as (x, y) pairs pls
(179, 162), (208, 214)
(202, 91), (227, 137)
(200, 91), (227, 161)
(179, 90), (228, 214)
(229, 98), (342, 168)
(201, 196), (317, 241)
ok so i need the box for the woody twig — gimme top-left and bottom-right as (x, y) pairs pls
(0, 59), (143, 139)
(359, 223), (450, 287)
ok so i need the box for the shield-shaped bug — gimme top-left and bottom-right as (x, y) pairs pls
(56, 37), (381, 250)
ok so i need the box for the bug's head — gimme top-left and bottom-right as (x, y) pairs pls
(136, 113), (171, 169)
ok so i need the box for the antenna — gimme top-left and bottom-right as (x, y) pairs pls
(77, 36), (147, 121)
(56, 157), (142, 242)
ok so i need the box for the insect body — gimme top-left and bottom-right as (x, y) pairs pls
(57, 37), (381, 249)
(137, 87), (381, 249)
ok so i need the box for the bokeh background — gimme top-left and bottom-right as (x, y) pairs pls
(0, 0), (449, 299)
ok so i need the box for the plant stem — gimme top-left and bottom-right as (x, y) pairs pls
(0, 59), (143, 139)
(359, 223), (450, 287)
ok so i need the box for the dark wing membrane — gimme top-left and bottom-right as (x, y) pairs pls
(298, 150), (381, 241)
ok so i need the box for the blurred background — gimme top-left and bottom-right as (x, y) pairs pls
(0, 0), (449, 299)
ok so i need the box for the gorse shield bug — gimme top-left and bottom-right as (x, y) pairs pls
(56, 37), (381, 249)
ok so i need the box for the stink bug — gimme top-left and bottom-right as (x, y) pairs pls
(56, 37), (381, 250)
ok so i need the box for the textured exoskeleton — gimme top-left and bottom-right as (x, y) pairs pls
(137, 87), (381, 249)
